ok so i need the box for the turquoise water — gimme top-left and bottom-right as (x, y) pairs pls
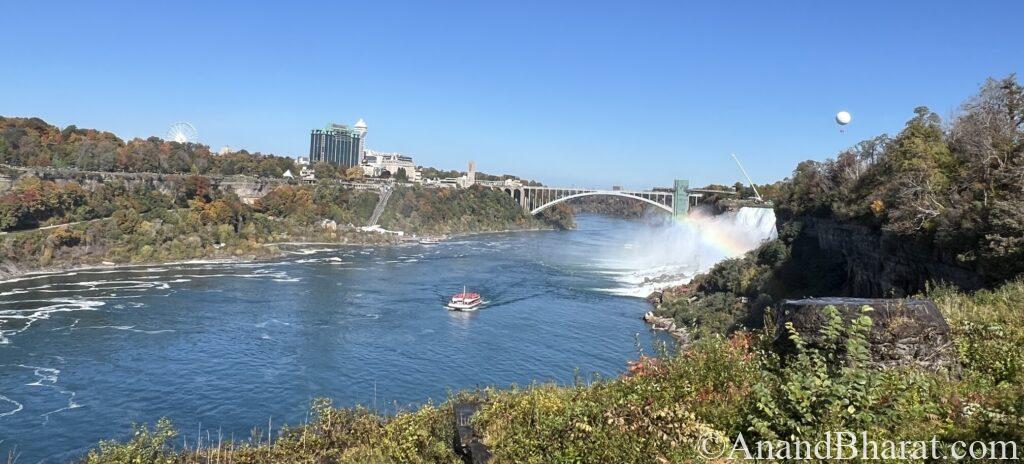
(0, 215), (673, 462)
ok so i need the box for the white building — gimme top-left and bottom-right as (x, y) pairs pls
(296, 156), (310, 166)
(361, 150), (421, 182)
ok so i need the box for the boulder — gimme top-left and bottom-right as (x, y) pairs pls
(773, 297), (957, 373)
(643, 312), (689, 344)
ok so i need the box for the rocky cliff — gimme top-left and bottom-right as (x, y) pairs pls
(793, 216), (983, 297)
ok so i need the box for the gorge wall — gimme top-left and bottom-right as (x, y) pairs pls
(0, 166), (290, 204)
(791, 216), (983, 297)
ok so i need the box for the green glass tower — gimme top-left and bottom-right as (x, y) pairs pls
(673, 179), (689, 220)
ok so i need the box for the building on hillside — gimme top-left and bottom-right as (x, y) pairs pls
(309, 119), (367, 168)
(300, 165), (316, 181)
(296, 156), (310, 166)
(456, 161), (477, 188)
(361, 150), (421, 182)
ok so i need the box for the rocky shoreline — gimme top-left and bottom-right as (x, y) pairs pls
(642, 311), (688, 345)
(0, 226), (556, 282)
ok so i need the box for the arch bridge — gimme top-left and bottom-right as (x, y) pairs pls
(494, 179), (701, 220)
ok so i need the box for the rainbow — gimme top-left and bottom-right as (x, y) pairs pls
(672, 213), (759, 258)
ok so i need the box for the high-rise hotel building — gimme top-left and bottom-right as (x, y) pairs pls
(309, 118), (367, 167)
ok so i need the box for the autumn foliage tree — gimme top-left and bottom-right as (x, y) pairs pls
(0, 117), (296, 177)
(777, 74), (1024, 283)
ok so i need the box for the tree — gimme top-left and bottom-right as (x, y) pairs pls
(176, 176), (212, 205)
(874, 107), (955, 234)
(344, 166), (364, 181)
(312, 162), (343, 179)
(255, 185), (313, 218)
(394, 167), (408, 182)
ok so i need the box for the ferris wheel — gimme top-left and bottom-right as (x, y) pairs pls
(166, 122), (198, 144)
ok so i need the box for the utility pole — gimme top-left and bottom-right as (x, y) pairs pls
(731, 153), (762, 201)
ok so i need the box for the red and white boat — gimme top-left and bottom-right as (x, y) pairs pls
(447, 287), (483, 311)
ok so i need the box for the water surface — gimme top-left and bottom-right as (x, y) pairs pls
(0, 214), (676, 462)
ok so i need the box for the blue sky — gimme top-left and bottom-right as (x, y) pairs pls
(2, 1), (1021, 188)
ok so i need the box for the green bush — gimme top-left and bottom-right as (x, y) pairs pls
(85, 418), (177, 464)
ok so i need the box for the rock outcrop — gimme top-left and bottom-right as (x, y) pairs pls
(773, 297), (958, 373)
(453, 401), (491, 464)
(794, 217), (982, 297)
(643, 311), (689, 344)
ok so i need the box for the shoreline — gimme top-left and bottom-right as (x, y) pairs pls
(1, 218), (691, 349)
(0, 256), (262, 285)
(0, 226), (558, 283)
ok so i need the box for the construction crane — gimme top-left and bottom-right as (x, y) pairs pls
(731, 153), (763, 202)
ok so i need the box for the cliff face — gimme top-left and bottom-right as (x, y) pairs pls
(794, 216), (983, 297)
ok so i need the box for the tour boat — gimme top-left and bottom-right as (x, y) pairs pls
(447, 287), (483, 311)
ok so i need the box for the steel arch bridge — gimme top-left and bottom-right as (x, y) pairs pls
(494, 180), (695, 219)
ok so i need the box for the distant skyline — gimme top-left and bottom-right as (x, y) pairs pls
(2, 0), (1022, 189)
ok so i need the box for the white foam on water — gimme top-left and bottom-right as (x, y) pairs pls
(72, 325), (174, 334)
(593, 207), (778, 298)
(255, 319), (292, 328)
(0, 299), (107, 342)
(0, 394), (23, 417)
(0, 261), (297, 342)
(17, 364), (82, 421)
(0, 263), (184, 286)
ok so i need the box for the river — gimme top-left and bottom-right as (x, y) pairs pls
(0, 212), (775, 462)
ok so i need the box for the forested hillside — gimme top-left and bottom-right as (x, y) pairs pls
(0, 118), (571, 276)
(655, 75), (1024, 337)
(776, 76), (1024, 282)
(0, 117), (295, 176)
(378, 184), (570, 234)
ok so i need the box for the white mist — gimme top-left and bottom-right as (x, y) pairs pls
(594, 207), (778, 297)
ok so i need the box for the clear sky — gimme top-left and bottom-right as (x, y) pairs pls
(2, 1), (1021, 188)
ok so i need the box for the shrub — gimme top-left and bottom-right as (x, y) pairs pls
(748, 306), (911, 439)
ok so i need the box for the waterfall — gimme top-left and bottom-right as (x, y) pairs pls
(595, 207), (778, 297)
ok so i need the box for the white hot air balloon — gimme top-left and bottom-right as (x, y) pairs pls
(835, 111), (852, 133)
